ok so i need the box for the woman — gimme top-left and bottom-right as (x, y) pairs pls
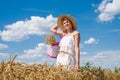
(51, 15), (80, 70)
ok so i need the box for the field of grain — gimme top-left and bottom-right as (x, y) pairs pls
(0, 55), (120, 80)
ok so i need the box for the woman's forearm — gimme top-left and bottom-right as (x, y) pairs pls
(51, 24), (58, 32)
(75, 48), (80, 65)
(50, 24), (64, 36)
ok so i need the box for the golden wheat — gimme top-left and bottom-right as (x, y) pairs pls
(0, 55), (120, 80)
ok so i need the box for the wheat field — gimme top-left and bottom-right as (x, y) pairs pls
(0, 55), (120, 80)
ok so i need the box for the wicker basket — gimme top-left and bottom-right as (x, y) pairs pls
(45, 34), (59, 58)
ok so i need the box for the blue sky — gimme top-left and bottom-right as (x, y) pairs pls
(0, 0), (120, 69)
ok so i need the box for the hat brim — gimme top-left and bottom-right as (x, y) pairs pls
(57, 15), (77, 31)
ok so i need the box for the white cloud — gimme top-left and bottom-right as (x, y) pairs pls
(0, 31), (1, 36)
(0, 53), (9, 58)
(0, 15), (57, 42)
(18, 43), (47, 59)
(98, 13), (114, 22)
(17, 43), (56, 64)
(81, 50), (120, 69)
(90, 50), (120, 69)
(97, 0), (120, 22)
(0, 43), (8, 50)
(80, 52), (88, 55)
(91, 52), (106, 59)
(84, 37), (98, 44)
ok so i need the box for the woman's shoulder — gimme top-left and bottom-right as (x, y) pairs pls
(73, 30), (80, 35)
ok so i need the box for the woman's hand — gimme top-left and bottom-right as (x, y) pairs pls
(75, 63), (80, 71)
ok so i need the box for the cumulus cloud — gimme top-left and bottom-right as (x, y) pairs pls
(0, 43), (8, 50)
(0, 31), (1, 36)
(98, 13), (114, 22)
(0, 53), (10, 62)
(0, 15), (57, 42)
(17, 43), (56, 64)
(18, 43), (47, 59)
(89, 50), (120, 69)
(84, 37), (98, 44)
(97, 0), (120, 22)
(80, 52), (88, 55)
(0, 53), (9, 58)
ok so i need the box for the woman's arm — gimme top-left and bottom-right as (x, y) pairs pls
(51, 24), (65, 36)
(74, 32), (80, 70)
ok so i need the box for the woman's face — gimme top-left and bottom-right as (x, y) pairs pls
(62, 19), (72, 30)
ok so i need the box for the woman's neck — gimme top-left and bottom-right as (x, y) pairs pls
(66, 29), (74, 34)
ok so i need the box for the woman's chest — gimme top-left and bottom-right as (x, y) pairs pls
(60, 36), (74, 44)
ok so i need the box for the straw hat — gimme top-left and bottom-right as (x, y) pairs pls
(57, 15), (77, 31)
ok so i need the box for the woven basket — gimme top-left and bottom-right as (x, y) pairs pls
(45, 34), (59, 58)
(45, 34), (56, 45)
